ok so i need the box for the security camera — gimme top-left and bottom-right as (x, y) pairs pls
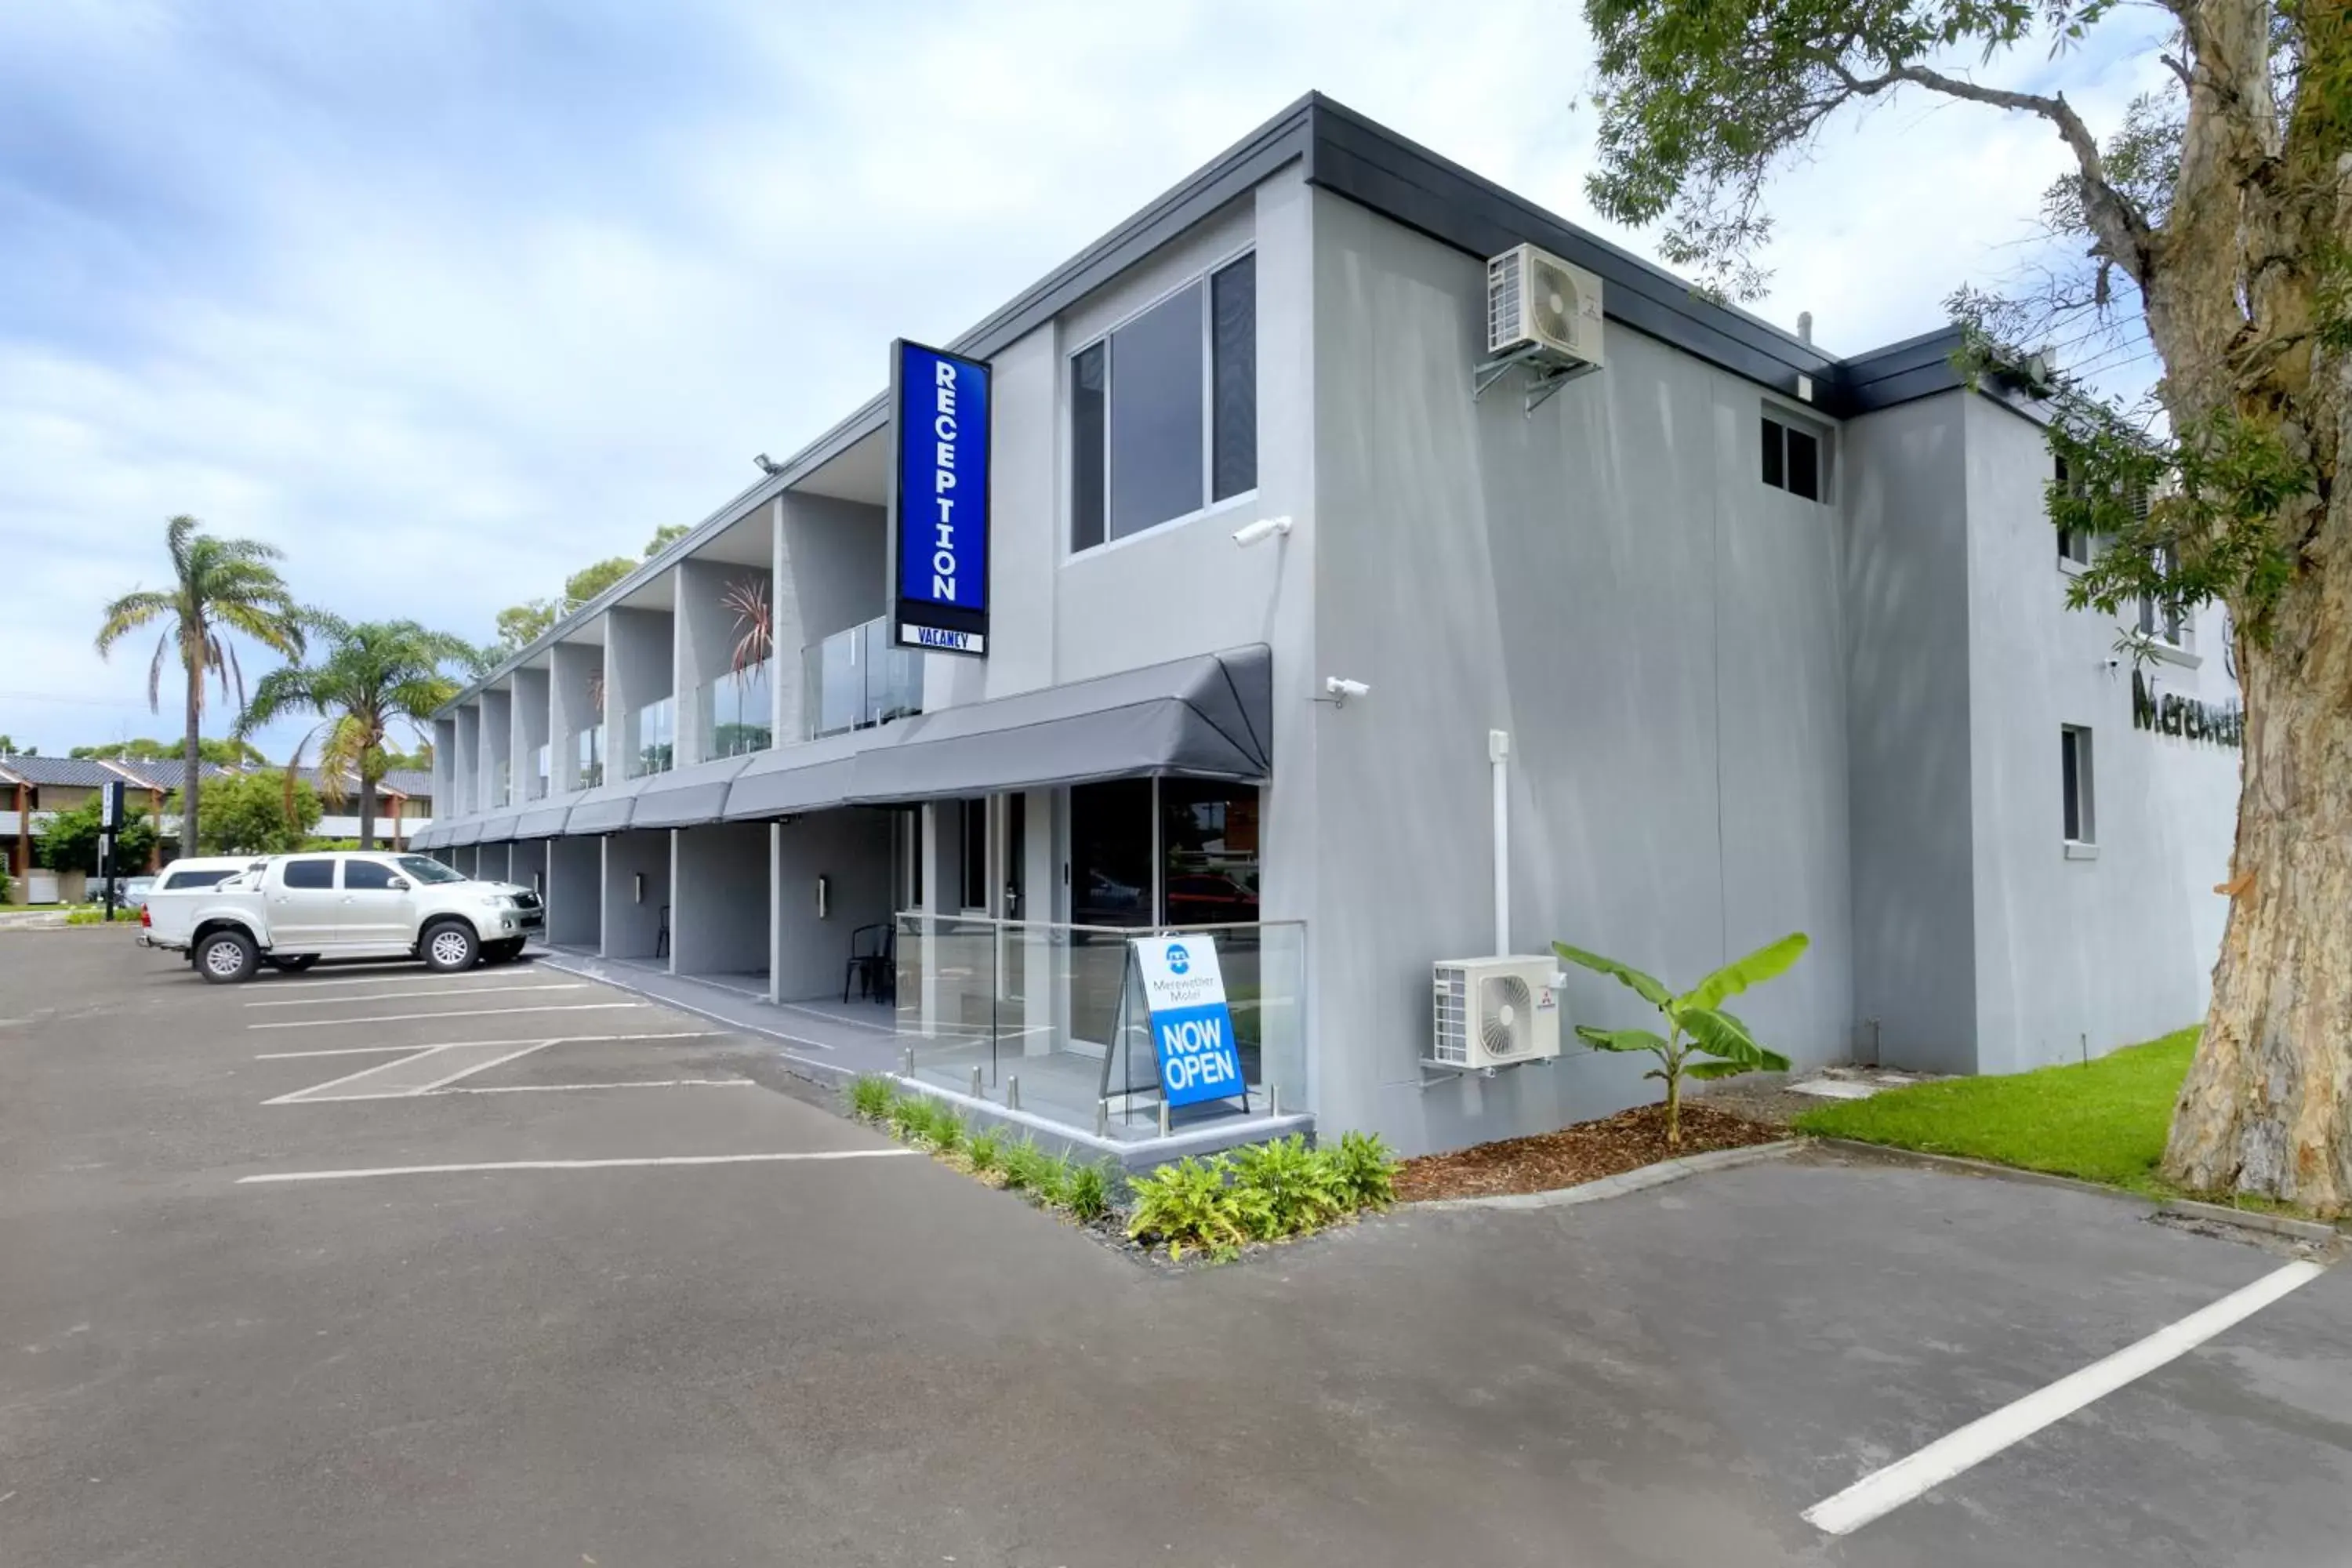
(1323, 676), (1370, 702)
(753, 453), (783, 475)
(1232, 514), (1293, 546)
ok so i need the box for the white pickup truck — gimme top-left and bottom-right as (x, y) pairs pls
(142, 851), (546, 983)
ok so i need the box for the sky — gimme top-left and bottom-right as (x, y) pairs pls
(0, 0), (2173, 763)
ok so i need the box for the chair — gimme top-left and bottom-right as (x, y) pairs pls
(655, 904), (670, 960)
(844, 922), (895, 1004)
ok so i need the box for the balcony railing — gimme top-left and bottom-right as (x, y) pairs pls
(630, 695), (675, 779)
(493, 759), (511, 808)
(577, 724), (604, 790)
(529, 743), (550, 800)
(698, 657), (774, 761)
(804, 616), (922, 740)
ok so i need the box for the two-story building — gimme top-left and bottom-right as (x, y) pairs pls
(411, 94), (2241, 1158)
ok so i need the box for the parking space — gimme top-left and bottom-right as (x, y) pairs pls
(3, 931), (2344, 1566)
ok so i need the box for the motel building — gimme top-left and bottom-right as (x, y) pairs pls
(412, 94), (2242, 1161)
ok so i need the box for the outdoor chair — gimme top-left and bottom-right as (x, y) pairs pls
(844, 922), (895, 1005)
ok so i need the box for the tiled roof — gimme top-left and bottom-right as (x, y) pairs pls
(0, 755), (136, 788)
(111, 759), (235, 792)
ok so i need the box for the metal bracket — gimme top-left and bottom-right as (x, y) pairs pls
(1472, 346), (1599, 416)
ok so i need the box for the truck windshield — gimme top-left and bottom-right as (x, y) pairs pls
(393, 855), (468, 885)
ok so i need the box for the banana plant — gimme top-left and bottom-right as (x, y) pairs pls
(1554, 933), (1809, 1146)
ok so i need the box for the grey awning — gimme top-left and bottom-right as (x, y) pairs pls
(851, 644), (1272, 803)
(446, 818), (484, 847)
(632, 753), (757, 829)
(408, 822), (445, 849)
(514, 800), (574, 840)
(723, 731), (869, 821)
(475, 808), (523, 845)
(566, 776), (652, 834)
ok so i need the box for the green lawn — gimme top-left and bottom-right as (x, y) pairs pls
(1794, 1028), (2199, 1195)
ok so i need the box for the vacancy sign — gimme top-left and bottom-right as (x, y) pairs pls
(1133, 935), (1245, 1109)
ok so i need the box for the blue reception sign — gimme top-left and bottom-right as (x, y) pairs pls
(889, 339), (991, 657)
(1133, 935), (1246, 1109)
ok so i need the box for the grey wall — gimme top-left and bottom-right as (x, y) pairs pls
(508, 838), (548, 901)
(671, 821), (770, 975)
(1308, 187), (1853, 1156)
(1959, 395), (2239, 1069)
(550, 641), (602, 792)
(452, 706), (480, 815)
(1842, 393), (1980, 1072)
(606, 607), (674, 781)
(676, 557), (768, 769)
(547, 835), (601, 948)
(775, 494), (887, 742)
(600, 829), (671, 960)
(771, 808), (895, 1002)
(479, 688), (512, 808)
(512, 666), (550, 800)
(431, 717), (457, 816)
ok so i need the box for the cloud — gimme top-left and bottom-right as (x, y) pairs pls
(1, 0), (2162, 757)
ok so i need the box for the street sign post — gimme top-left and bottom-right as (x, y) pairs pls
(98, 779), (125, 922)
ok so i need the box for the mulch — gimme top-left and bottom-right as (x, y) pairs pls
(1393, 1102), (1788, 1203)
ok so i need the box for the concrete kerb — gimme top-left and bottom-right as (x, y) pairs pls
(884, 1075), (1317, 1172)
(2157, 1196), (2343, 1247)
(1410, 1138), (1802, 1213)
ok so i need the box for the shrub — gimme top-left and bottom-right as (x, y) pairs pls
(966, 1126), (1005, 1175)
(1556, 932), (1808, 1146)
(920, 1102), (964, 1155)
(1001, 1138), (1068, 1203)
(887, 1094), (928, 1142)
(847, 1074), (898, 1123)
(1062, 1160), (1115, 1223)
(1329, 1130), (1401, 1211)
(1227, 1135), (1346, 1240)
(1126, 1156), (1254, 1261)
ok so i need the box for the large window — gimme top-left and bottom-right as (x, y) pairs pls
(1761, 413), (1824, 502)
(1070, 252), (1258, 552)
(2061, 726), (2096, 846)
(1068, 778), (1261, 928)
(960, 797), (989, 911)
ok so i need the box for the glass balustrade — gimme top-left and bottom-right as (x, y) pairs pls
(804, 615), (923, 740)
(890, 914), (1306, 1138)
(577, 724), (604, 790)
(698, 658), (774, 761)
(530, 743), (550, 800)
(493, 759), (511, 807)
(630, 696), (675, 778)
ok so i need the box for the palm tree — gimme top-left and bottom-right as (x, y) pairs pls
(95, 516), (307, 851)
(236, 616), (474, 849)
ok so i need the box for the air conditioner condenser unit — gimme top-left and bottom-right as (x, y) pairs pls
(1430, 955), (1563, 1070)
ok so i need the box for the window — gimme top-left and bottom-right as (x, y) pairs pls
(394, 855), (466, 884)
(281, 858), (335, 890)
(1162, 780), (1260, 925)
(343, 860), (397, 891)
(1761, 415), (1824, 502)
(2138, 546), (2186, 648)
(960, 797), (989, 911)
(2054, 455), (2092, 566)
(2061, 726), (2095, 845)
(157, 867), (233, 891)
(1069, 252), (1258, 551)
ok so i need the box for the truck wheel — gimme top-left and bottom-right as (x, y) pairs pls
(419, 920), (480, 974)
(267, 955), (318, 974)
(196, 928), (260, 985)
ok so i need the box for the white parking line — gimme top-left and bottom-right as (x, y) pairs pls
(250, 969), (491, 987)
(436, 1079), (755, 1095)
(255, 1031), (720, 1061)
(237, 1149), (917, 1184)
(245, 983), (588, 1008)
(1802, 1258), (2329, 1536)
(249, 1002), (645, 1031)
(403, 1040), (557, 1093)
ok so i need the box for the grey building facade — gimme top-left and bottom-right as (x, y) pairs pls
(413, 94), (2241, 1157)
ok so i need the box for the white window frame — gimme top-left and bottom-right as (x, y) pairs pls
(1759, 403), (1832, 504)
(1063, 244), (1260, 561)
(2061, 724), (2097, 856)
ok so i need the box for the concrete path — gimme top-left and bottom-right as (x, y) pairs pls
(3, 931), (2343, 1566)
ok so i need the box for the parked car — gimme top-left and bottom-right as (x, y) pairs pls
(116, 877), (157, 909)
(141, 851), (544, 983)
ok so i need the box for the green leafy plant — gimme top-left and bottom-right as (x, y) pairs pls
(1226, 1135), (1346, 1240)
(846, 1074), (897, 1123)
(1556, 933), (1806, 1146)
(1126, 1156), (1254, 1262)
(1001, 1138), (1068, 1204)
(1329, 1130), (1401, 1212)
(965, 1126), (1004, 1176)
(1062, 1160), (1115, 1223)
(887, 1094), (928, 1142)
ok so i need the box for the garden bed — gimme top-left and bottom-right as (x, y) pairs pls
(1395, 1102), (1784, 1203)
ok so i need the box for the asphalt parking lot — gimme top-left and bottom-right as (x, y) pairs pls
(2, 930), (2345, 1566)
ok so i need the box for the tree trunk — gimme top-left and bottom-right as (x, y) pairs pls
(1664, 1062), (1683, 1149)
(181, 648), (203, 858)
(2162, 579), (2352, 1214)
(358, 776), (377, 851)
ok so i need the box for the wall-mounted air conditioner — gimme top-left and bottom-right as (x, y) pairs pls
(1430, 956), (1563, 1071)
(1486, 244), (1605, 368)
